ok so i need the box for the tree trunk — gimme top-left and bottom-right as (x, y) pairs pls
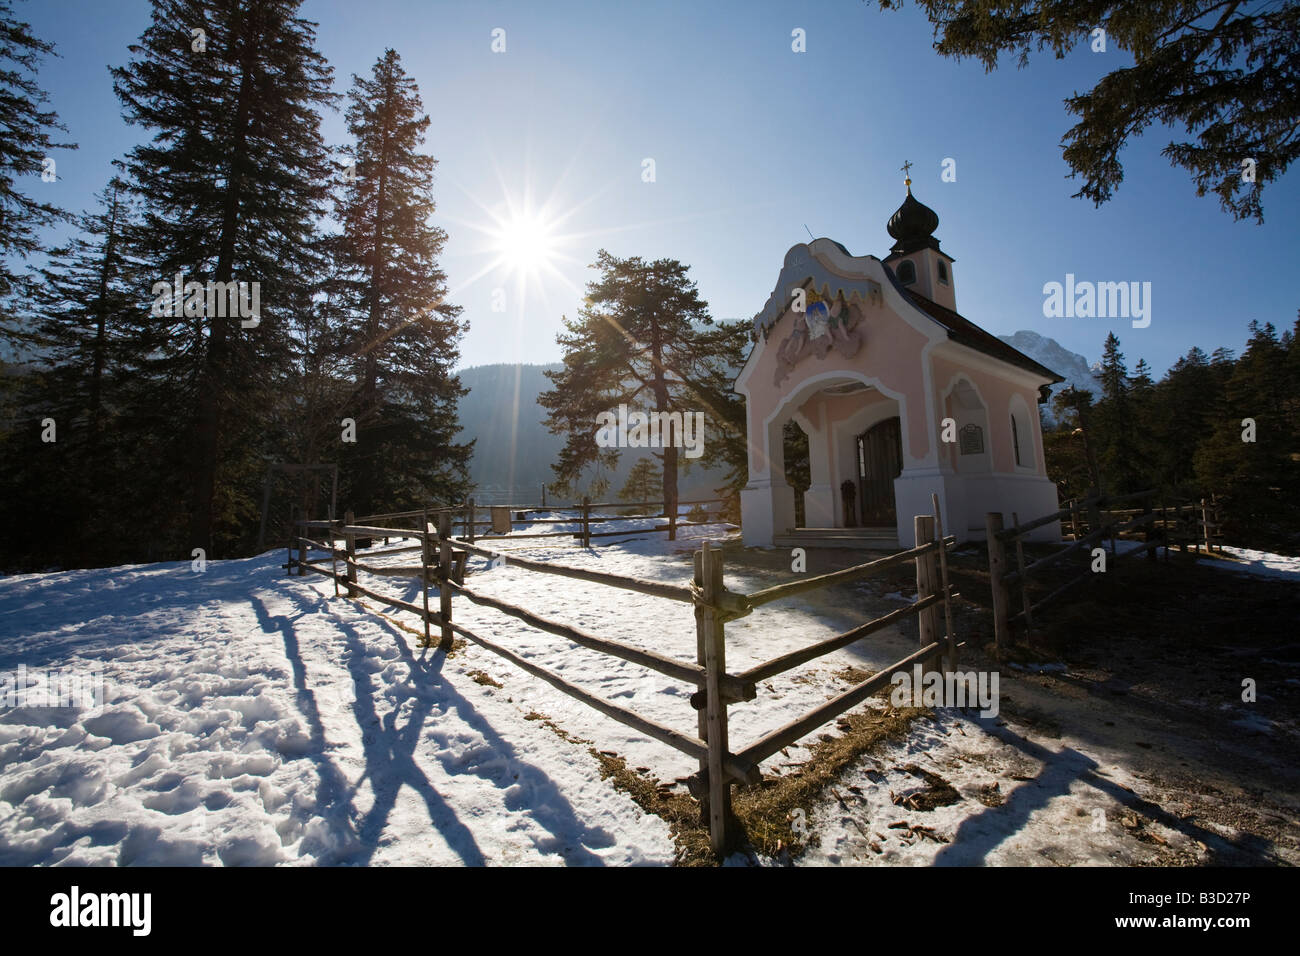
(356, 80), (394, 516)
(188, 4), (256, 555)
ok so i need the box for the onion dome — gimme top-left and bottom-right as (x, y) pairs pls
(887, 177), (940, 254)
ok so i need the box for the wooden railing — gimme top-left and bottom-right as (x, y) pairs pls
(987, 489), (1223, 648)
(291, 496), (959, 857)
(343, 494), (737, 547)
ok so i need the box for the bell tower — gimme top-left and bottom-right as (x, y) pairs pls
(882, 162), (956, 312)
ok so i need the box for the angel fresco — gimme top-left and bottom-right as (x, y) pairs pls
(774, 292), (864, 386)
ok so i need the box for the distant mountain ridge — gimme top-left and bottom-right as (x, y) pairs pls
(997, 331), (1101, 421)
(455, 363), (726, 501)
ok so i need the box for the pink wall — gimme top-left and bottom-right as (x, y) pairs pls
(745, 302), (934, 473)
(930, 355), (1045, 476)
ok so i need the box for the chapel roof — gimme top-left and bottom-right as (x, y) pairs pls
(898, 286), (1065, 385)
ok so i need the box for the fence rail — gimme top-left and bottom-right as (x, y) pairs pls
(291, 493), (959, 856)
(987, 490), (1224, 648)
(347, 494), (738, 548)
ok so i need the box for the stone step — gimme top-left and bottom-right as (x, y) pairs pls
(773, 532), (900, 550)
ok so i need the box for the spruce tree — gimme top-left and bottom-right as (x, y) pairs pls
(29, 181), (141, 448)
(330, 48), (470, 516)
(111, 0), (336, 556)
(0, 0), (74, 319)
(0, 182), (143, 568)
(1095, 332), (1141, 493)
(1051, 385), (1102, 494)
(1196, 321), (1298, 546)
(1152, 346), (1219, 492)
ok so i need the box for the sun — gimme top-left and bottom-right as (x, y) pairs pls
(494, 213), (556, 274)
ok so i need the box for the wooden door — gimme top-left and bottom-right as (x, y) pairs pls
(856, 417), (902, 526)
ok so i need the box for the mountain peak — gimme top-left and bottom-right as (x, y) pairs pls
(997, 331), (1101, 421)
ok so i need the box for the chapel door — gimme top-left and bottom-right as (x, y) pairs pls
(856, 417), (902, 526)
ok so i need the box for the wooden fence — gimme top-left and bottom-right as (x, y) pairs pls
(987, 490), (1224, 648)
(314, 495), (738, 549)
(291, 495), (959, 856)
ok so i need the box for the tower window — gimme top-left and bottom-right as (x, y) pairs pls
(1011, 414), (1022, 466)
(937, 261), (949, 284)
(896, 260), (916, 285)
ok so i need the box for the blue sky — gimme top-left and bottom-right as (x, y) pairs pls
(16, 0), (1299, 375)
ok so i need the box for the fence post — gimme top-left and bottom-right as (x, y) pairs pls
(344, 510), (358, 597)
(693, 540), (731, 856)
(1085, 490), (1103, 543)
(466, 497), (475, 544)
(930, 493), (957, 672)
(1012, 512), (1033, 640)
(986, 512), (1011, 652)
(420, 509), (432, 647)
(914, 515), (939, 672)
(330, 519), (340, 597)
(1143, 501), (1156, 563)
(1160, 498), (1169, 563)
(438, 511), (454, 650)
(582, 496), (591, 548)
(1201, 497), (1212, 554)
(1208, 495), (1216, 553)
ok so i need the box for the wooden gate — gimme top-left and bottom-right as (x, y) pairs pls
(856, 417), (902, 526)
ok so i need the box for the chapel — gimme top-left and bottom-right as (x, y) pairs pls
(736, 172), (1065, 548)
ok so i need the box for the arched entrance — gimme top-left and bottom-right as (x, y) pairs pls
(856, 417), (902, 526)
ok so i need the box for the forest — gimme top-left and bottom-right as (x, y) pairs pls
(1044, 325), (1300, 552)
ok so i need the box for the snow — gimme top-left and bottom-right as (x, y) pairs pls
(4, 519), (1296, 866)
(1103, 540), (1300, 582)
(1, 516), (898, 866)
(1199, 547), (1300, 581)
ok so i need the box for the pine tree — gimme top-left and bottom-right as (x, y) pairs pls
(539, 251), (730, 524)
(1196, 321), (1298, 546)
(619, 458), (662, 505)
(1152, 346), (1219, 492)
(0, 0), (74, 319)
(329, 48), (470, 516)
(1051, 385), (1102, 494)
(0, 181), (144, 567)
(687, 318), (750, 495)
(30, 182), (141, 448)
(1095, 332), (1141, 493)
(1127, 356), (1158, 489)
(111, 0), (336, 556)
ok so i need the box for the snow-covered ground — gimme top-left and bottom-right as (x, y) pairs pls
(2, 518), (1295, 866)
(1200, 546), (1300, 581)
(0, 517), (904, 866)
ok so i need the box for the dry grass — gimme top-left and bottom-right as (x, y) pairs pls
(357, 599), (467, 656)
(592, 699), (928, 865)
